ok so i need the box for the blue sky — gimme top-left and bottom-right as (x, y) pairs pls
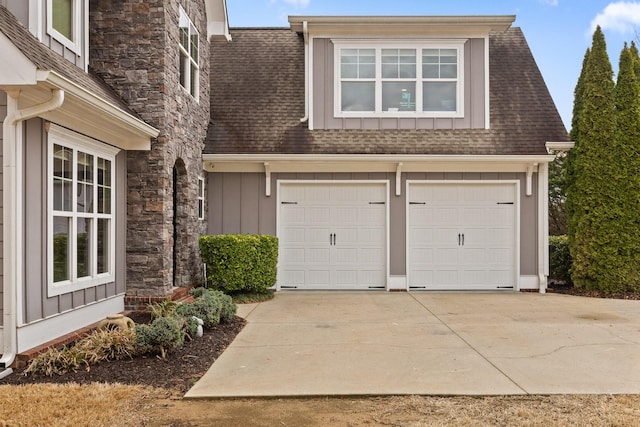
(226, 0), (640, 131)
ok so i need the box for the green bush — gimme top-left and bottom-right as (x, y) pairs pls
(549, 235), (572, 286)
(134, 316), (185, 359)
(176, 288), (237, 327)
(199, 234), (278, 293)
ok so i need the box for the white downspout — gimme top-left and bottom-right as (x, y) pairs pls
(0, 89), (64, 378)
(299, 21), (309, 123)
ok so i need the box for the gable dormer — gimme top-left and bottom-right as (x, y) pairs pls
(289, 16), (514, 131)
(3, 0), (88, 70)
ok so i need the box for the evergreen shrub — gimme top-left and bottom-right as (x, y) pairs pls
(199, 234), (278, 293)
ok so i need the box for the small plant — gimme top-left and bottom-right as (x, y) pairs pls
(148, 300), (179, 319)
(134, 316), (185, 359)
(24, 327), (138, 376)
(24, 345), (86, 377)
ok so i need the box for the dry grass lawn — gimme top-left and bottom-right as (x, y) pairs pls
(0, 383), (165, 427)
(2, 384), (640, 426)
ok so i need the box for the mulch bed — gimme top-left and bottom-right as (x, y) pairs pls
(0, 313), (246, 393)
(547, 283), (640, 300)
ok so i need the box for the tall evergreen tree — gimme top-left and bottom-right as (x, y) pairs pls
(566, 26), (619, 291)
(562, 48), (590, 238)
(613, 43), (640, 291)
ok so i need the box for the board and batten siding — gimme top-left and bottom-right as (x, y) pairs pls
(4, 0), (88, 68)
(206, 171), (538, 277)
(0, 89), (6, 325)
(22, 119), (126, 324)
(312, 38), (486, 130)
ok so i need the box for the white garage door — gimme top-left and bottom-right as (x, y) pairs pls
(278, 182), (387, 290)
(408, 182), (517, 290)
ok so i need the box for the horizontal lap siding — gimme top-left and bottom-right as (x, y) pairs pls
(206, 171), (536, 276)
(23, 119), (125, 323)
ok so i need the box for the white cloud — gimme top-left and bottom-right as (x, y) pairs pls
(275, 0), (310, 8)
(591, 2), (640, 34)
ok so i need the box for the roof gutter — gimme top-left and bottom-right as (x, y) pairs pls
(0, 88), (65, 378)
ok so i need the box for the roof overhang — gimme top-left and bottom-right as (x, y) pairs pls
(203, 153), (555, 174)
(206, 0), (232, 41)
(0, 32), (159, 150)
(546, 141), (575, 153)
(288, 15), (515, 38)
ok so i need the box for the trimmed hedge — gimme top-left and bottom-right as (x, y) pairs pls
(199, 234), (278, 293)
(549, 235), (572, 286)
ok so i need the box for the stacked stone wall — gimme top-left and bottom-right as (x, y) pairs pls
(89, 0), (210, 298)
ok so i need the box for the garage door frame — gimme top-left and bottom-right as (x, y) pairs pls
(406, 180), (521, 291)
(276, 180), (390, 291)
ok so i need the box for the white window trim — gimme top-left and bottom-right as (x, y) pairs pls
(333, 39), (466, 119)
(47, 124), (120, 297)
(179, 6), (200, 101)
(46, 0), (82, 54)
(198, 177), (205, 220)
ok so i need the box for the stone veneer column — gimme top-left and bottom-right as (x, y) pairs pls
(89, 0), (210, 300)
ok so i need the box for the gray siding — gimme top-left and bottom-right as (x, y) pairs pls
(312, 38), (486, 130)
(206, 171), (536, 277)
(22, 119), (125, 324)
(0, 89), (5, 324)
(4, 0), (88, 68)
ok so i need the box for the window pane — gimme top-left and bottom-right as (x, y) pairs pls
(191, 31), (199, 63)
(440, 64), (457, 78)
(359, 64), (375, 79)
(97, 218), (109, 274)
(341, 82), (375, 112)
(180, 53), (188, 87)
(98, 158), (112, 214)
(77, 218), (91, 278)
(423, 82), (457, 111)
(191, 64), (198, 96)
(53, 216), (69, 282)
(382, 82), (416, 112)
(381, 49), (416, 79)
(52, 0), (73, 40)
(77, 152), (94, 213)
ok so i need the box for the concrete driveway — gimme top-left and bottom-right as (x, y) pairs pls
(185, 292), (640, 398)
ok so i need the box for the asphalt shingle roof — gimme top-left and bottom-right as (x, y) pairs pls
(206, 26), (570, 155)
(0, 5), (136, 117)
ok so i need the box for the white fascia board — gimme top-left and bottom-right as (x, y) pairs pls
(203, 154), (556, 173)
(546, 141), (575, 152)
(206, 0), (232, 41)
(0, 32), (38, 85)
(289, 15), (514, 37)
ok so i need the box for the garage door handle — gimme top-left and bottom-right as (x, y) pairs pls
(462, 233), (465, 245)
(458, 233), (461, 245)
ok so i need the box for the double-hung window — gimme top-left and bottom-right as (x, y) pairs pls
(198, 177), (205, 220)
(47, 0), (82, 53)
(335, 40), (465, 117)
(179, 6), (199, 99)
(48, 125), (119, 297)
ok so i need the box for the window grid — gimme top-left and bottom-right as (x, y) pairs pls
(335, 41), (464, 117)
(48, 126), (118, 296)
(179, 7), (200, 100)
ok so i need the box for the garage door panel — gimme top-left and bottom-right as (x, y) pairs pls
(306, 207), (331, 223)
(281, 206), (306, 224)
(408, 182), (517, 291)
(279, 183), (387, 290)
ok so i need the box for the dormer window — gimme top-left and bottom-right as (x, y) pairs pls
(47, 0), (81, 53)
(179, 6), (200, 100)
(334, 40), (465, 118)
